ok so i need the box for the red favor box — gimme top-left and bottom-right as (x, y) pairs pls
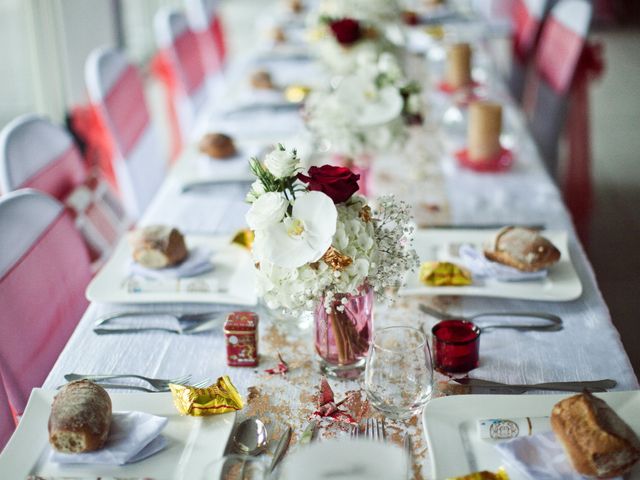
(224, 312), (259, 367)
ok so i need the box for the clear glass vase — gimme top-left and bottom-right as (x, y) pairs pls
(314, 285), (374, 379)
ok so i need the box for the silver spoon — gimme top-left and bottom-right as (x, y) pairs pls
(224, 418), (268, 479)
(232, 418), (268, 455)
(419, 304), (563, 332)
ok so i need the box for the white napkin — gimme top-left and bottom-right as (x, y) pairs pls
(128, 246), (214, 279)
(50, 411), (168, 465)
(458, 244), (548, 282)
(495, 431), (622, 480)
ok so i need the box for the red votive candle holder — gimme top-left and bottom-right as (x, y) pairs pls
(432, 319), (480, 373)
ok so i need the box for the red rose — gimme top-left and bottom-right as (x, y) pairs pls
(329, 18), (362, 46)
(298, 165), (360, 204)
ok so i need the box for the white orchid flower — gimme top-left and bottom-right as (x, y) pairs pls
(246, 192), (288, 231)
(258, 191), (337, 268)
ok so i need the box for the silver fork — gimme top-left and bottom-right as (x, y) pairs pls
(90, 377), (212, 393)
(64, 373), (192, 391)
(364, 418), (386, 441)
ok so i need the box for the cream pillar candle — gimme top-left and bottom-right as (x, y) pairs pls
(468, 101), (502, 161)
(446, 43), (472, 89)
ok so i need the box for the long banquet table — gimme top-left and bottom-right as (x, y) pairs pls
(42, 10), (637, 479)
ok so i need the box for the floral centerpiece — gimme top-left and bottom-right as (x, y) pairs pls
(306, 0), (404, 74)
(305, 53), (423, 191)
(245, 145), (418, 377)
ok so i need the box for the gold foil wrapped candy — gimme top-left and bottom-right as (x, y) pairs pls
(231, 229), (254, 250)
(169, 376), (243, 416)
(447, 468), (509, 480)
(419, 261), (472, 286)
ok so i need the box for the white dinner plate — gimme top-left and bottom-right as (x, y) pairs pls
(399, 229), (582, 301)
(87, 235), (257, 305)
(279, 439), (407, 480)
(0, 389), (236, 479)
(423, 391), (640, 479)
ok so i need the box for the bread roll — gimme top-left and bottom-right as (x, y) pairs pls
(199, 133), (237, 159)
(483, 226), (560, 272)
(130, 225), (188, 269)
(49, 380), (112, 453)
(551, 392), (640, 478)
(250, 70), (274, 90)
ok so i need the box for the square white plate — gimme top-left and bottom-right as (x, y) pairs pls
(0, 389), (236, 479)
(423, 391), (640, 479)
(87, 235), (257, 305)
(400, 229), (582, 301)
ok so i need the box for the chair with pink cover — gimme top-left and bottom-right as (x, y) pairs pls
(524, 0), (592, 176)
(0, 190), (92, 420)
(0, 114), (87, 199)
(508, 0), (549, 103)
(153, 7), (209, 158)
(85, 47), (167, 219)
(185, 0), (227, 85)
(0, 115), (129, 266)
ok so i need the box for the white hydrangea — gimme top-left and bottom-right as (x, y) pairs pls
(254, 195), (417, 311)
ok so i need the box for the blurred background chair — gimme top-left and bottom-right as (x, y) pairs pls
(524, 0), (593, 176)
(0, 115), (127, 267)
(185, 0), (228, 98)
(153, 7), (209, 160)
(0, 114), (86, 199)
(508, 0), (549, 103)
(0, 190), (91, 419)
(85, 47), (166, 219)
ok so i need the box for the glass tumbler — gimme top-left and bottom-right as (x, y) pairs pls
(364, 326), (434, 419)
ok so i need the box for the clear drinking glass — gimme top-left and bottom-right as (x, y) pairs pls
(364, 326), (433, 419)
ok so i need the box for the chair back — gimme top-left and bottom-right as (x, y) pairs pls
(185, 0), (227, 74)
(0, 190), (91, 416)
(154, 7), (209, 144)
(0, 115), (87, 199)
(85, 47), (166, 219)
(525, 0), (592, 175)
(509, 0), (549, 102)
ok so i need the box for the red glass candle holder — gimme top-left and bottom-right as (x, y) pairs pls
(432, 319), (480, 373)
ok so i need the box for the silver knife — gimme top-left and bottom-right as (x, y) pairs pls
(299, 420), (318, 445)
(180, 178), (253, 193)
(455, 378), (616, 393)
(269, 426), (293, 472)
(426, 223), (545, 230)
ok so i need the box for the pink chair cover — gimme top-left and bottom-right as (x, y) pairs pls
(524, 0), (592, 175)
(0, 115), (87, 200)
(0, 371), (15, 453)
(153, 8), (208, 154)
(0, 190), (91, 417)
(85, 48), (166, 219)
(508, 0), (548, 102)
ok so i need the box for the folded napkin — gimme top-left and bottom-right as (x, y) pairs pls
(50, 411), (168, 465)
(495, 431), (622, 480)
(128, 246), (214, 279)
(458, 244), (548, 282)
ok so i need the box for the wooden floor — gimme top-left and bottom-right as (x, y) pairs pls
(589, 28), (640, 379)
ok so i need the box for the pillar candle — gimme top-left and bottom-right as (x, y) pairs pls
(468, 101), (502, 161)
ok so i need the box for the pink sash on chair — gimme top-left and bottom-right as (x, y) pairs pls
(513, 0), (542, 62)
(0, 370), (15, 451)
(19, 146), (86, 200)
(0, 211), (91, 417)
(152, 20), (207, 162)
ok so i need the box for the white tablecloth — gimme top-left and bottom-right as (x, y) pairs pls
(42, 18), (637, 480)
